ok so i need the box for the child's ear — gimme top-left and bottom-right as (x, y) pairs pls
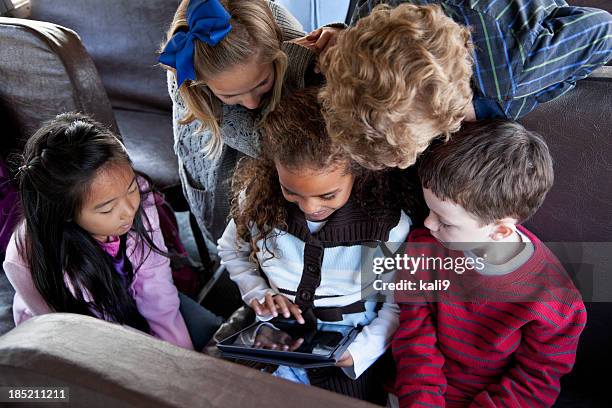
(490, 219), (517, 241)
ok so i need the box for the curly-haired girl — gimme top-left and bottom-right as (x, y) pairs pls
(217, 87), (416, 403)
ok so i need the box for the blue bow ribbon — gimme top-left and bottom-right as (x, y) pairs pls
(159, 0), (232, 87)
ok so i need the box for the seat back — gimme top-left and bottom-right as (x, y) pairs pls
(0, 17), (117, 155)
(520, 66), (612, 400)
(29, 0), (180, 113)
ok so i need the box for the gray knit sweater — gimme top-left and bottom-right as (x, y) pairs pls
(167, 2), (316, 242)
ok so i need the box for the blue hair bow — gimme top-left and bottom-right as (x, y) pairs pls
(160, 0), (232, 87)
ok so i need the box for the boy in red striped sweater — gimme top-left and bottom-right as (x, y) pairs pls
(393, 120), (586, 407)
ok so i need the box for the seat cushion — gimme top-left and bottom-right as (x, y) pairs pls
(0, 313), (371, 407)
(552, 302), (611, 406)
(521, 67), (612, 242)
(28, 1), (182, 192)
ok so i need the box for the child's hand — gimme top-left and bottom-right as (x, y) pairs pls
(272, 294), (306, 324)
(305, 27), (341, 55)
(289, 27), (342, 74)
(335, 351), (354, 368)
(306, 27), (342, 74)
(289, 35), (317, 51)
(250, 294), (305, 324)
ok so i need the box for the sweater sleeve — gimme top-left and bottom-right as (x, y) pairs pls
(341, 210), (412, 379)
(281, 41), (318, 90)
(267, 0), (305, 40)
(502, 5), (612, 119)
(3, 227), (53, 324)
(129, 191), (193, 350)
(217, 219), (275, 306)
(469, 300), (587, 407)
(343, 301), (400, 379)
(393, 302), (447, 408)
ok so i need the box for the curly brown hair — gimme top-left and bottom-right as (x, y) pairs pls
(319, 3), (473, 170)
(229, 87), (423, 260)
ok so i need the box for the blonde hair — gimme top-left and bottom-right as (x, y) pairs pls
(319, 4), (473, 170)
(161, 0), (288, 157)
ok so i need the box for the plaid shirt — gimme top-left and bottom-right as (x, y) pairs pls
(352, 0), (612, 119)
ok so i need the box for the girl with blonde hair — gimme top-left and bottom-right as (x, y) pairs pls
(160, 0), (322, 241)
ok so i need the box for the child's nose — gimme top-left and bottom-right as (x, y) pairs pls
(241, 93), (261, 110)
(424, 212), (438, 231)
(120, 208), (133, 222)
(300, 199), (319, 215)
(120, 199), (137, 220)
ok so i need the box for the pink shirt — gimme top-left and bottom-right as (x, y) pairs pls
(99, 235), (121, 257)
(3, 181), (193, 350)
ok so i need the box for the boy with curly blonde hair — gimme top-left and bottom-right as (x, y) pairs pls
(319, 1), (612, 170)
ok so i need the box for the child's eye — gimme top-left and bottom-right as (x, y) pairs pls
(321, 195), (336, 201)
(281, 187), (294, 196)
(100, 208), (114, 214)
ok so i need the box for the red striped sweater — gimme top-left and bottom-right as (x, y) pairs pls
(393, 228), (586, 408)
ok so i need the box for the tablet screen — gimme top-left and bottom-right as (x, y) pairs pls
(224, 321), (354, 357)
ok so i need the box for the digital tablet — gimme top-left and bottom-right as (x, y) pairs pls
(217, 319), (358, 367)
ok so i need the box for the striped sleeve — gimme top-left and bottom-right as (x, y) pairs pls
(350, 1), (612, 119)
(504, 5), (612, 118)
(468, 300), (587, 408)
(393, 303), (446, 408)
(450, 0), (612, 119)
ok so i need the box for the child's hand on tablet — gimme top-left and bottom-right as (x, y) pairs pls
(272, 294), (305, 324)
(250, 294), (305, 324)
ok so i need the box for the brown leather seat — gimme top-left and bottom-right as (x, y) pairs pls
(27, 0), (181, 193)
(0, 313), (376, 407)
(520, 66), (612, 407)
(0, 17), (117, 151)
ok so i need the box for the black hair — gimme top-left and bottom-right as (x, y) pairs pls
(16, 112), (166, 332)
